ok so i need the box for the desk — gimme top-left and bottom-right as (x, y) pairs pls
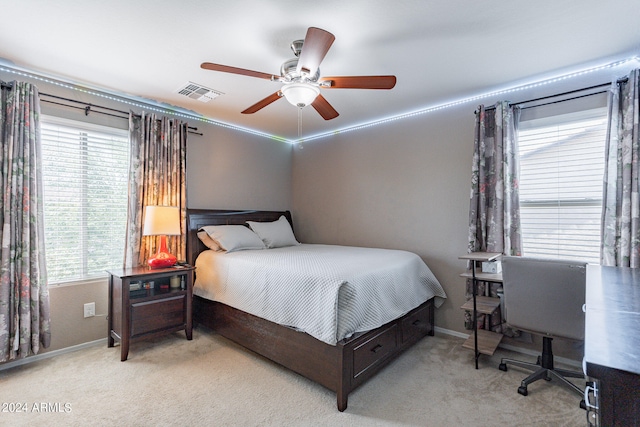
(584, 265), (640, 426)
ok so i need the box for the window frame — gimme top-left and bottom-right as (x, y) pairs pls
(516, 97), (608, 264)
(40, 115), (130, 285)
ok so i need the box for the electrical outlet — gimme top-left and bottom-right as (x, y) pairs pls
(83, 302), (95, 318)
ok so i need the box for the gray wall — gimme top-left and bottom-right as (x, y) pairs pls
(187, 126), (292, 211)
(291, 65), (633, 359)
(0, 70), (292, 360)
(292, 105), (472, 337)
(1, 59), (633, 364)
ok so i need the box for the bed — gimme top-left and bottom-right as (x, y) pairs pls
(187, 209), (446, 411)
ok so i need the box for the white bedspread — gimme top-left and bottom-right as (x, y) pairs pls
(194, 244), (447, 345)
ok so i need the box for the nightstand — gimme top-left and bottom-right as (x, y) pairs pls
(107, 265), (195, 361)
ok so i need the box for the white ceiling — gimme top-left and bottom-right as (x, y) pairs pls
(1, 0), (639, 141)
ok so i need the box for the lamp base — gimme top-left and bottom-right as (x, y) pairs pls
(147, 235), (177, 269)
(148, 252), (177, 269)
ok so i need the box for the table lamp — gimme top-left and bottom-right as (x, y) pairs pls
(143, 205), (181, 269)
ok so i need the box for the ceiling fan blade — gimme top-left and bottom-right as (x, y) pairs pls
(311, 94), (339, 120)
(296, 27), (335, 76)
(241, 91), (283, 114)
(201, 62), (278, 81)
(320, 75), (397, 89)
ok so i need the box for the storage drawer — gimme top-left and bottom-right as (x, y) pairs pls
(131, 295), (185, 337)
(353, 324), (398, 377)
(401, 302), (432, 343)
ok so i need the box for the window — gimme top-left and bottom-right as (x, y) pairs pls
(41, 117), (129, 284)
(517, 94), (608, 264)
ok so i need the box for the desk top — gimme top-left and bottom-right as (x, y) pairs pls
(584, 265), (640, 376)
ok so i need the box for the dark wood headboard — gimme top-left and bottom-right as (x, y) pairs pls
(186, 209), (293, 265)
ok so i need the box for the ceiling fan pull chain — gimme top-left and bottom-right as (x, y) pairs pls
(297, 107), (305, 149)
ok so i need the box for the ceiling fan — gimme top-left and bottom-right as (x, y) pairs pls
(201, 27), (396, 120)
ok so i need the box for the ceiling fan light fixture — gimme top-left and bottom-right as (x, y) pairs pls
(281, 82), (320, 108)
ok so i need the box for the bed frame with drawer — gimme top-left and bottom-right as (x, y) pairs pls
(186, 209), (436, 411)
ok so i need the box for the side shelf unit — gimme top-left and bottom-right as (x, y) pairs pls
(459, 252), (503, 369)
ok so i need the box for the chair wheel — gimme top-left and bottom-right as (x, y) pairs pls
(518, 386), (528, 396)
(499, 363), (507, 371)
(580, 399), (587, 410)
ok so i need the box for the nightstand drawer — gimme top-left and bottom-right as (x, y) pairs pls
(353, 324), (398, 377)
(131, 295), (185, 336)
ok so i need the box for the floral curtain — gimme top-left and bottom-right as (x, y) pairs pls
(124, 112), (187, 268)
(466, 101), (522, 333)
(601, 69), (640, 267)
(0, 81), (50, 361)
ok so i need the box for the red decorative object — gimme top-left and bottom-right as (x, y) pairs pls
(148, 235), (177, 269)
(143, 206), (181, 269)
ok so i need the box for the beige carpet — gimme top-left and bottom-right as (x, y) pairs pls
(0, 328), (586, 426)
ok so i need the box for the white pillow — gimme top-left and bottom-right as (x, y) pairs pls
(197, 230), (221, 251)
(199, 225), (266, 253)
(247, 215), (300, 248)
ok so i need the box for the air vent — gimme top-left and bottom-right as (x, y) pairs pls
(177, 82), (223, 103)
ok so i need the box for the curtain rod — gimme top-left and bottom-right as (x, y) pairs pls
(476, 76), (630, 113)
(39, 93), (203, 136)
(1, 83), (202, 136)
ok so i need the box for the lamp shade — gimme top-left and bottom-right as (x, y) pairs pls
(281, 82), (320, 108)
(143, 206), (181, 236)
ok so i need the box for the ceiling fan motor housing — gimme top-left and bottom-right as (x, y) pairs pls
(280, 58), (320, 83)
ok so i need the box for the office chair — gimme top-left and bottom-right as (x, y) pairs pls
(498, 256), (587, 404)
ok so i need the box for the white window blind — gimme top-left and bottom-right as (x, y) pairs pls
(41, 117), (129, 283)
(518, 99), (607, 265)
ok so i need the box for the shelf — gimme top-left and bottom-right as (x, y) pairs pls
(462, 329), (503, 356)
(459, 270), (503, 283)
(458, 252), (501, 262)
(460, 296), (501, 314)
(129, 287), (187, 302)
(459, 252), (504, 368)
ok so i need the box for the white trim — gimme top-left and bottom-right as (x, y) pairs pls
(433, 326), (581, 368)
(498, 342), (582, 368)
(0, 329), (582, 371)
(49, 276), (108, 289)
(0, 339), (106, 371)
(434, 326), (469, 339)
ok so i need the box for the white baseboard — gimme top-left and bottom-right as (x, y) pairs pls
(434, 326), (469, 339)
(0, 338), (106, 371)
(1, 328), (582, 371)
(433, 326), (581, 368)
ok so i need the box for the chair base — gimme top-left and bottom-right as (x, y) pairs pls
(499, 336), (586, 408)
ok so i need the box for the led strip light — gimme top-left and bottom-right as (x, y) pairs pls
(1, 56), (638, 145)
(297, 55), (640, 144)
(0, 62), (287, 143)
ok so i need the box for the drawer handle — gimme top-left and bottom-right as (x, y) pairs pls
(412, 319), (421, 326)
(584, 382), (598, 410)
(584, 381), (599, 427)
(371, 344), (383, 353)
